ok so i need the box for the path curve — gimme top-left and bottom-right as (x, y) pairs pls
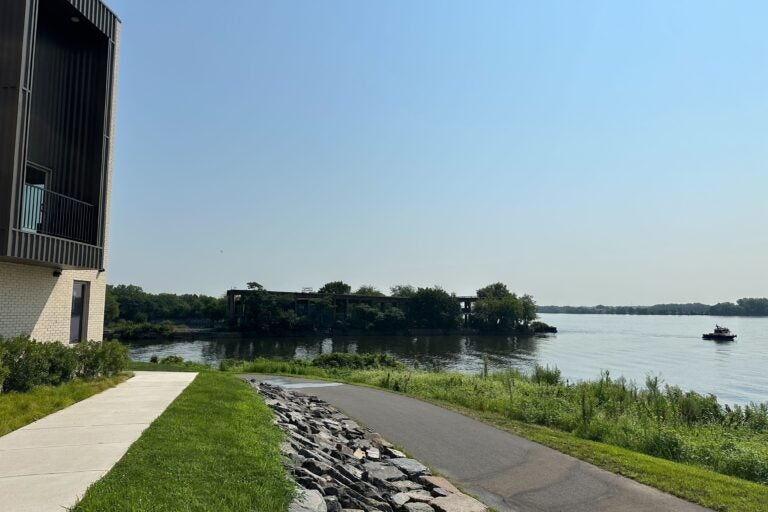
(243, 374), (711, 512)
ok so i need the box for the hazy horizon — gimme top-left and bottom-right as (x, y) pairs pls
(105, 0), (768, 304)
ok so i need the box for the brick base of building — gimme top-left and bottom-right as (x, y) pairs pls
(0, 261), (106, 343)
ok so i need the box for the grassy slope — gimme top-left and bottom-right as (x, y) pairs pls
(441, 401), (768, 512)
(73, 372), (294, 512)
(232, 361), (768, 512)
(0, 375), (129, 437)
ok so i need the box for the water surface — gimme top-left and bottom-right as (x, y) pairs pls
(124, 314), (768, 405)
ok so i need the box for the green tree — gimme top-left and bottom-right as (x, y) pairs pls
(406, 287), (461, 330)
(477, 282), (511, 299)
(104, 288), (120, 324)
(318, 281), (352, 295)
(473, 283), (537, 333)
(348, 304), (381, 330)
(376, 307), (407, 333)
(474, 294), (522, 333)
(390, 285), (416, 298)
(521, 294), (538, 326)
(354, 285), (385, 296)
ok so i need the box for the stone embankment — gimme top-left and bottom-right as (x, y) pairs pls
(254, 381), (488, 512)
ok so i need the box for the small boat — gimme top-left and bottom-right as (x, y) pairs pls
(703, 325), (737, 341)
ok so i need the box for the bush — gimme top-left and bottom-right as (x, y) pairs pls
(159, 355), (184, 365)
(0, 336), (129, 393)
(0, 342), (9, 392)
(532, 364), (562, 385)
(41, 342), (78, 386)
(1, 336), (50, 392)
(100, 340), (130, 376)
(312, 352), (402, 370)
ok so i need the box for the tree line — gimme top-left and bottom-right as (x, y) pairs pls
(105, 285), (227, 326)
(105, 281), (551, 336)
(539, 298), (768, 317)
(237, 281), (544, 335)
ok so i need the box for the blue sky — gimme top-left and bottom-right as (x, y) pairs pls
(105, 0), (768, 305)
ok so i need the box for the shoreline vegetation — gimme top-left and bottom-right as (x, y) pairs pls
(225, 354), (768, 511)
(106, 281), (557, 339)
(135, 352), (768, 511)
(540, 297), (768, 316)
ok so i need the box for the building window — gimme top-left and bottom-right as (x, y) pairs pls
(70, 281), (89, 343)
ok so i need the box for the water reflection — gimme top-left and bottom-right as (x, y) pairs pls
(124, 313), (768, 406)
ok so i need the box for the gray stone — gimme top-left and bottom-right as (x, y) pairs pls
(430, 494), (488, 512)
(383, 446), (407, 458)
(389, 458), (430, 476)
(366, 447), (381, 460)
(289, 489), (328, 512)
(337, 464), (364, 481)
(390, 480), (423, 491)
(419, 476), (461, 495)
(363, 462), (406, 482)
(389, 491), (411, 507)
(406, 489), (434, 502)
(404, 503), (435, 512)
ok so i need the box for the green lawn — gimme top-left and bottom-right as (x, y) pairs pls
(0, 375), (129, 437)
(73, 372), (294, 512)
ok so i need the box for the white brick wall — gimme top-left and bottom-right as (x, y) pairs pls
(0, 22), (119, 345)
(0, 262), (106, 342)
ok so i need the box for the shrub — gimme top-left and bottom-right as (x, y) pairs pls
(532, 364), (562, 385)
(150, 355), (159, 364)
(74, 341), (103, 379)
(99, 340), (130, 376)
(0, 336), (49, 392)
(41, 342), (78, 386)
(312, 353), (402, 370)
(159, 355), (184, 365)
(0, 337), (129, 392)
(0, 342), (8, 392)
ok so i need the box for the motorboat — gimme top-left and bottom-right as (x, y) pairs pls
(703, 325), (737, 341)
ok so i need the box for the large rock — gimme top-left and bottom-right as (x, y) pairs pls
(419, 476), (461, 495)
(389, 458), (430, 476)
(389, 492), (411, 507)
(431, 494), (488, 512)
(363, 462), (406, 482)
(289, 489), (327, 512)
(404, 503), (436, 512)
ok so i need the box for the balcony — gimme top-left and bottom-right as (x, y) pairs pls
(5, 184), (103, 270)
(21, 184), (96, 245)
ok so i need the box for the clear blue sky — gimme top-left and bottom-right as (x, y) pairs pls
(105, 0), (768, 305)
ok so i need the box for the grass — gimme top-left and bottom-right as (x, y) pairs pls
(227, 357), (768, 512)
(73, 371), (294, 512)
(0, 375), (130, 437)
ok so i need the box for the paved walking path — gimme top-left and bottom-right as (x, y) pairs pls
(0, 371), (197, 512)
(244, 374), (711, 512)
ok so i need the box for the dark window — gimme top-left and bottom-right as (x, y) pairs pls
(70, 281), (89, 342)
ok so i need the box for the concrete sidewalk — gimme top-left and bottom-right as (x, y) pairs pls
(245, 375), (712, 512)
(0, 371), (197, 512)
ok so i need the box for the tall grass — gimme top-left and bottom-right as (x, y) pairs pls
(232, 357), (768, 485)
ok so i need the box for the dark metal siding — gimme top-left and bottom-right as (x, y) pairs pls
(65, 0), (118, 40)
(0, 0), (33, 254)
(10, 229), (102, 269)
(28, 1), (108, 212)
(0, 0), (118, 270)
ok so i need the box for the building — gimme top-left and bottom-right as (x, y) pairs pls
(0, 0), (120, 342)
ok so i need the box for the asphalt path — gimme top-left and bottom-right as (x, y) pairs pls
(242, 374), (711, 512)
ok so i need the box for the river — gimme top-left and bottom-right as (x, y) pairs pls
(123, 313), (768, 405)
